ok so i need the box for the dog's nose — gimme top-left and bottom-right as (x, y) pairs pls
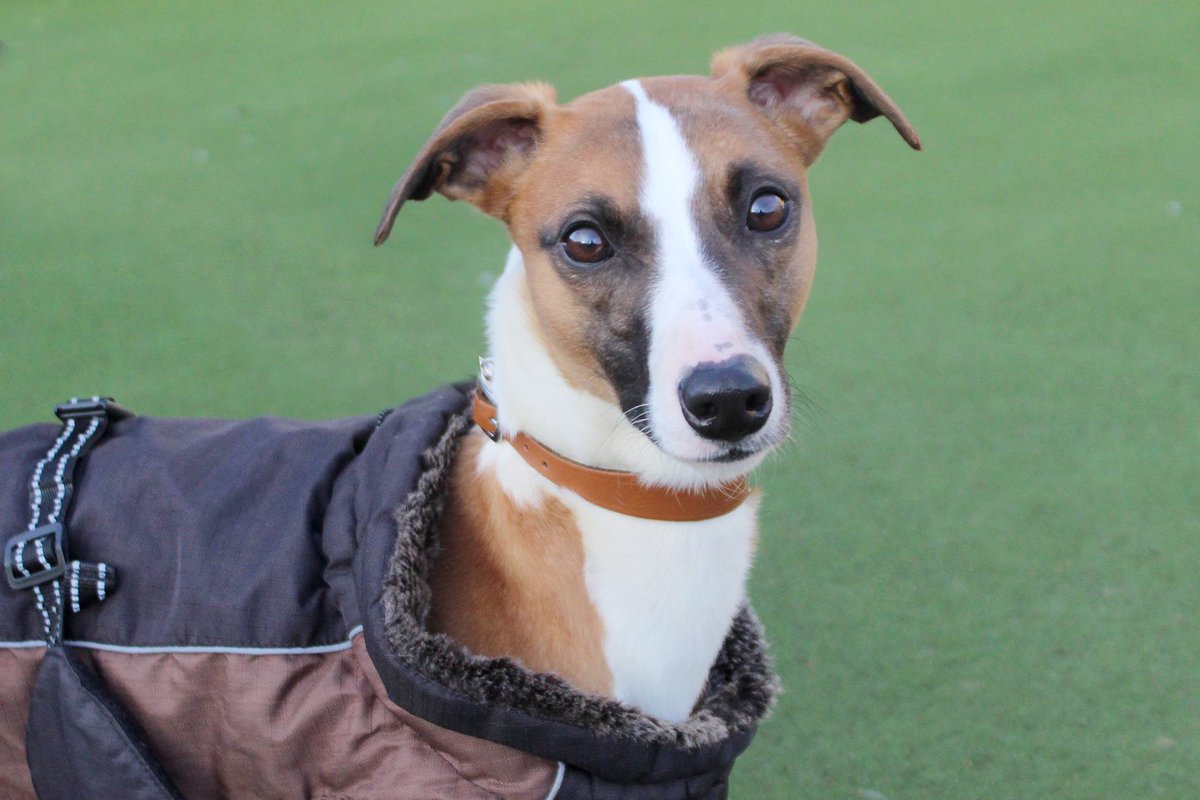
(678, 356), (773, 442)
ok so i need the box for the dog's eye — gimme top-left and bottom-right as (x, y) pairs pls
(561, 225), (612, 265)
(746, 191), (789, 233)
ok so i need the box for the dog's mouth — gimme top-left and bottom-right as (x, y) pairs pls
(697, 424), (789, 463)
(705, 445), (761, 464)
(624, 407), (768, 463)
(641, 422), (788, 470)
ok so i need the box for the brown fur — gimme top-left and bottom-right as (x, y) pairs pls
(428, 432), (613, 695)
(509, 87), (645, 404)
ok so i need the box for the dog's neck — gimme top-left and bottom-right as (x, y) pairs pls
(431, 247), (759, 722)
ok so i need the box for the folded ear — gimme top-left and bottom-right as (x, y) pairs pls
(711, 34), (920, 165)
(374, 82), (556, 245)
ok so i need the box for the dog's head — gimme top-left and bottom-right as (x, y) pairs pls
(376, 35), (918, 477)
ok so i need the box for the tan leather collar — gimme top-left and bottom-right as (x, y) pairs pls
(471, 389), (752, 522)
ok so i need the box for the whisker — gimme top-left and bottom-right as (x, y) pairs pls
(591, 403), (651, 462)
(785, 376), (827, 429)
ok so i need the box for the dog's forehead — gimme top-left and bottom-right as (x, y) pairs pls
(527, 76), (801, 205)
(634, 76), (803, 179)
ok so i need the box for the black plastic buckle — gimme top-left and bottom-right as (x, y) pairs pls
(55, 397), (131, 424)
(5, 523), (67, 590)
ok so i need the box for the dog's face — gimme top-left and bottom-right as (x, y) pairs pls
(502, 77), (818, 466)
(376, 35), (919, 468)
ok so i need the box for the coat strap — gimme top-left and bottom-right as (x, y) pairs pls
(4, 397), (130, 643)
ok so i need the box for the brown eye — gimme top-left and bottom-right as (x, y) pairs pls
(746, 191), (789, 232)
(561, 225), (612, 264)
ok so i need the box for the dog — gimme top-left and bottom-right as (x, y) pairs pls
(0, 34), (918, 800)
(374, 32), (920, 724)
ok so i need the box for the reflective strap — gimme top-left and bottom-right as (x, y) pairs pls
(5, 397), (130, 643)
(68, 560), (119, 614)
(543, 763), (566, 800)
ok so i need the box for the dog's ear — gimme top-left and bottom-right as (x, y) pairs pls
(374, 82), (556, 245)
(711, 34), (920, 165)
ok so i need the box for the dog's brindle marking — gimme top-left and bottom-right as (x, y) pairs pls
(377, 35), (919, 722)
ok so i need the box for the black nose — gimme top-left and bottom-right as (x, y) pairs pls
(678, 356), (773, 442)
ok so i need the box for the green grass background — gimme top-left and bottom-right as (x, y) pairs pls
(2, 2), (1197, 797)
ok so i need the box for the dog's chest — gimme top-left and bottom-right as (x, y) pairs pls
(479, 436), (760, 723)
(565, 494), (760, 723)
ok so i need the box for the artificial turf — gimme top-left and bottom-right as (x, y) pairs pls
(1, 2), (1197, 797)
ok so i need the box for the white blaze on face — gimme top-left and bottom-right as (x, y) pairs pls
(621, 80), (781, 462)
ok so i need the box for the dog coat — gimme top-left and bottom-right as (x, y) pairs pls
(0, 383), (778, 799)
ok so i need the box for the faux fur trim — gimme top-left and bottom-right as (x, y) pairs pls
(381, 406), (780, 749)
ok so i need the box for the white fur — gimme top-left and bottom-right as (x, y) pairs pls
(568, 493), (759, 721)
(622, 80), (788, 465)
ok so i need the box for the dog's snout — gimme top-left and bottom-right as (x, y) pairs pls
(678, 356), (773, 442)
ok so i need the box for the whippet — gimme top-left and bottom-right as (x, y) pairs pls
(374, 33), (920, 724)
